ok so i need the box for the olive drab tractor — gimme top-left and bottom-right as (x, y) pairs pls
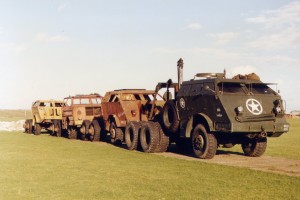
(160, 58), (289, 159)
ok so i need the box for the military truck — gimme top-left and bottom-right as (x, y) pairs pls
(23, 100), (64, 136)
(160, 58), (289, 159)
(61, 94), (103, 141)
(101, 89), (170, 153)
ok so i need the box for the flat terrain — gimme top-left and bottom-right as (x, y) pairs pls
(159, 118), (300, 177)
(0, 110), (299, 199)
(159, 151), (300, 177)
(0, 109), (31, 121)
(0, 130), (299, 200)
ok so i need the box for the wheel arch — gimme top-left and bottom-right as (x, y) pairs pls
(109, 115), (121, 127)
(185, 113), (214, 138)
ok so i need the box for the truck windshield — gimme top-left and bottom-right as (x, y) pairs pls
(218, 83), (245, 94)
(249, 84), (276, 95)
(218, 82), (277, 95)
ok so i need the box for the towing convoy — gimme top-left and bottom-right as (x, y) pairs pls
(23, 58), (289, 159)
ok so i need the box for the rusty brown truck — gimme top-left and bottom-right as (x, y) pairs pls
(101, 89), (170, 153)
(62, 94), (104, 141)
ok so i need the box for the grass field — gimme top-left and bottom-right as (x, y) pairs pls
(0, 110), (299, 199)
(219, 118), (300, 160)
(0, 130), (299, 200)
(0, 109), (31, 121)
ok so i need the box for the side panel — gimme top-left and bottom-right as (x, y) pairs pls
(101, 102), (126, 127)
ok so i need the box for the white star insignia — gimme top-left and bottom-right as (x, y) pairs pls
(246, 99), (263, 115)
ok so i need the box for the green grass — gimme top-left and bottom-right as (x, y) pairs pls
(0, 109), (31, 121)
(0, 131), (299, 200)
(219, 118), (300, 160)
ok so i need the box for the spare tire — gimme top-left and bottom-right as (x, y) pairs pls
(162, 100), (179, 133)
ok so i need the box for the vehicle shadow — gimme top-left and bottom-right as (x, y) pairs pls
(167, 143), (244, 158)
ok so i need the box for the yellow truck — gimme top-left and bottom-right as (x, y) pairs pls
(23, 100), (65, 136)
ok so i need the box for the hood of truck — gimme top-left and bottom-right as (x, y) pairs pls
(217, 94), (289, 134)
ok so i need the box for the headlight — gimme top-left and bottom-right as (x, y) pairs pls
(275, 106), (282, 113)
(237, 106), (244, 113)
(235, 106), (244, 116)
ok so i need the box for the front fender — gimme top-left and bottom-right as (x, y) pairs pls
(184, 113), (214, 138)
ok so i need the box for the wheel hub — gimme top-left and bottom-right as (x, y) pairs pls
(195, 135), (205, 150)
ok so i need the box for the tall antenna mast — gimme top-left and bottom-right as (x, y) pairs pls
(177, 58), (184, 89)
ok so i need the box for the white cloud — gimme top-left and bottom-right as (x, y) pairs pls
(185, 23), (202, 30)
(246, 1), (300, 29)
(246, 1), (300, 50)
(209, 32), (239, 45)
(247, 26), (300, 50)
(227, 65), (257, 78)
(35, 33), (71, 43)
(57, 2), (69, 12)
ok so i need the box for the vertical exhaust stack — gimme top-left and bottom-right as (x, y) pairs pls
(177, 58), (184, 89)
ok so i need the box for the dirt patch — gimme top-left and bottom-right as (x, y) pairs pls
(156, 150), (300, 177)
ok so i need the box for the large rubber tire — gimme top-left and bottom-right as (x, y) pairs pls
(109, 121), (124, 145)
(79, 120), (90, 140)
(125, 122), (141, 150)
(88, 120), (101, 142)
(34, 123), (41, 135)
(67, 126), (77, 139)
(24, 120), (29, 133)
(28, 120), (33, 134)
(242, 138), (267, 157)
(24, 119), (33, 134)
(162, 100), (179, 133)
(110, 122), (117, 143)
(52, 120), (62, 137)
(140, 122), (159, 153)
(115, 128), (124, 145)
(154, 122), (169, 153)
(191, 124), (217, 159)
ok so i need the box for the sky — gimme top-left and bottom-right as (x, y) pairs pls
(0, 0), (299, 112)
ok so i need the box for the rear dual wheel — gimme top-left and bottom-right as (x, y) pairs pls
(125, 122), (140, 150)
(34, 123), (41, 135)
(88, 120), (101, 142)
(67, 126), (77, 139)
(140, 122), (159, 153)
(52, 120), (62, 137)
(110, 122), (124, 145)
(79, 120), (91, 140)
(24, 120), (33, 134)
(125, 121), (169, 153)
(154, 122), (169, 153)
